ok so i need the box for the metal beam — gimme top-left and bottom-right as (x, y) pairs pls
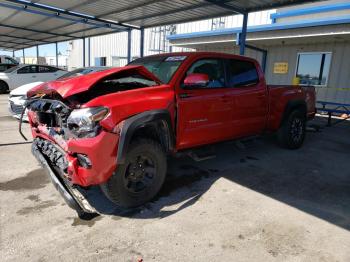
(140, 28), (144, 58)
(247, 0), (321, 12)
(0, 34), (52, 44)
(203, 0), (245, 14)
(55, 42), (58, 67)
(119, 0), (233, 23)
(240, 12), (248, 55)
(36, 45), (39, 64)
(88, 38), (91, 67)
(83, 38), (86, 67)
(4, 0), (138, 30)
(0, 23), (81, 39)
(0, 39), (31, 47)
(127, 29), (132, 63)
(96, 0), (168, 18)
(0, 1), (125, 31)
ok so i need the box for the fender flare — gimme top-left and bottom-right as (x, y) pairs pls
(116, 110), (175, 164)
(280, 99), (307, 127)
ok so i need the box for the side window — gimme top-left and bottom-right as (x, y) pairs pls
(227, 59), (259, 87)
(17, 66), (37, 74)
(95, 57), (107, 66)
(39, 66), (57, 73)
(186, 59), (225, 88)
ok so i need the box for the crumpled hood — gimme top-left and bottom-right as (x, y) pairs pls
(27, 65), (162, 99)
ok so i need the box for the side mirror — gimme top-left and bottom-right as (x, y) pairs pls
(183, 73), (209, 88)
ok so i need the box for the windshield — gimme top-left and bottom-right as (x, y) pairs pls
(4, 65), (20, 73)
(128, 55), (187, 83)
(57, 68), (95, 79)
(57, 67), (110, 79)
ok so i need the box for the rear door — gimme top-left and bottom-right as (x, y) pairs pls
(225, 58), (268, 137)
(176, 58), (233, 149)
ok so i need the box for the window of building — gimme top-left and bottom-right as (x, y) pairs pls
(296, 52), (331, 86)
(95, 57), (107, 66)
(226, 59), (259, 87)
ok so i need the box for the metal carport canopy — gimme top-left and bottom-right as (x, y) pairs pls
(0, 0), (323, 51)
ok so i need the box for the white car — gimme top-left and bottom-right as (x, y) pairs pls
(0, 64), (66, 93)
(8, 66), (111, 120)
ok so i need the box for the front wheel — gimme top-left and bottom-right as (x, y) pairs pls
(277, 110), (306, 149)
(0, 81), (8, 94)
(100, 139), (167, 207)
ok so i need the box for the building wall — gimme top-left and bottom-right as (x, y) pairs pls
(265, 41), (350, 104)
(19, 56), (46, 65)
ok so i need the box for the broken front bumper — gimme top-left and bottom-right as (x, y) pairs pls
(32, 138), (99, 218)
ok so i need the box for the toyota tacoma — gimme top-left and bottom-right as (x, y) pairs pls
(23, 52), (316, 217)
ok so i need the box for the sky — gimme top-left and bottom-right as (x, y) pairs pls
(0, 41), (69, 57)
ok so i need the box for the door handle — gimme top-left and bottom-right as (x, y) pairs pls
(179, 93), (194, 99)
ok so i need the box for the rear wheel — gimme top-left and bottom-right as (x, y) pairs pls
(277, 110), (306, 149)
(100, 139), (167, 207)
(0, 81), (8, 94)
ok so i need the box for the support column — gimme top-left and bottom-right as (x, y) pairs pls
(12, 50), (15, 58)
(22, 49), (25, 64)
(36, 45), (39, 64)
(261, 50), (267, 73)
(240, 13), (248, 55)
(83, 38), (86, 67)
(140, 28), (144, 58)
(88, 37), (91, 66)
(55, 42), (58, 67)
(127, 29), (132, 63)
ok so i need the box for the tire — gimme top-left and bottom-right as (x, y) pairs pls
(100, 138), (167, 207)
(277, 110), (306, 149)
(0, 81), (8, 94)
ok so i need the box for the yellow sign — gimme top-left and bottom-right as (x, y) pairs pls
(273, 62), (288, 74)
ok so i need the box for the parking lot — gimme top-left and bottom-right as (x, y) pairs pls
(0, 93), (349, 261)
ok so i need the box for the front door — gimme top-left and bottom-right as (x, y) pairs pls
(15, 65), (38, 88)
(176, 58), (232, 149)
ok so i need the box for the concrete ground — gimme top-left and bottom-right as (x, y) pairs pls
(0, 93), (349, 262)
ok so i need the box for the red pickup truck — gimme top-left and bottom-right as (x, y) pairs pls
(24, 52), (316, 217)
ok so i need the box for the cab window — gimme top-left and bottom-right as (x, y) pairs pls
(226, 59), (259, 87)
(17, 66), (37, 74)
(186, 59), (225, 88)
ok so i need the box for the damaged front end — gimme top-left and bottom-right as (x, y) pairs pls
(22, 98), (99, 218)
(21, 65), (166, 217)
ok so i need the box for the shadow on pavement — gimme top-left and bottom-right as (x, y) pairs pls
(81, 117), (350, 230)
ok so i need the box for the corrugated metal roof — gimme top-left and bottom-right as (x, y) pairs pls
(0, 0), (323, 51)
